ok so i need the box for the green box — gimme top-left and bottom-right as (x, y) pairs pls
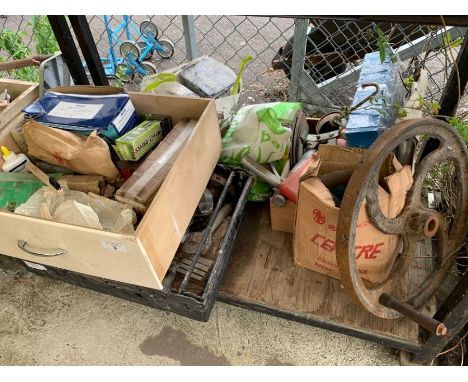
(113, 120), (164, 161)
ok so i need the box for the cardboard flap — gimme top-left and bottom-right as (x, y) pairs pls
(384, 164), (413, 219)
(299, 154), (321, 182)
(303, 178), (336, 207)
(317, 144), (366, 175)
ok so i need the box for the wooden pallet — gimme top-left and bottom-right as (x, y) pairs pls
(220, 203), (435, 351)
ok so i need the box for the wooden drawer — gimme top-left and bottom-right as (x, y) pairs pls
(0, 79), (39, 130)
(0, 212), (160, 288)
(0, 92), (221, 289)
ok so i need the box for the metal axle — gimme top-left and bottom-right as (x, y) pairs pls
(379, 293), (447, 336)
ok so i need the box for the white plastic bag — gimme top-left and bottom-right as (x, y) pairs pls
(220, 102), (301, 165)
(15, 187), (136, 234)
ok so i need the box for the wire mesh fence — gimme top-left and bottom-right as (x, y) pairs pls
(0, 15), (59, 82)
(0, 15), (466, 116)
(287, 18), (467, 115)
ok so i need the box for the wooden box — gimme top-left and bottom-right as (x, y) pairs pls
(0, 78), (39, 130)
(0, 91), (221, 290)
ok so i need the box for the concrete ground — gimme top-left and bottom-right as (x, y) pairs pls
(0, 259), (398, 366)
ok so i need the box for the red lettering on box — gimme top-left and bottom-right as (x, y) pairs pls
(313, 209), (326, 224)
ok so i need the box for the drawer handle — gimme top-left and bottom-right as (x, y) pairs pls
(18, 240), (67, 257)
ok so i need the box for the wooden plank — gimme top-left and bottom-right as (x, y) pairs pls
(220, 203), (435, 346)
(0, 79), (38, 130)
(136, 99), (221, 280)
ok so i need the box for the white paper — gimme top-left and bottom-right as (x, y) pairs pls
(23, 261), (47, 271)
(112, 100), (135, 132)
(48, 101), (104, 120)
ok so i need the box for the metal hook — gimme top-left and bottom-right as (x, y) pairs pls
(349, 82), (381, 113)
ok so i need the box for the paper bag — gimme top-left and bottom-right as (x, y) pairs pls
(22, 119), (119, 182)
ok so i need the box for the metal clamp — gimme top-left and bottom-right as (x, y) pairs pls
(18, 240), (67, 257)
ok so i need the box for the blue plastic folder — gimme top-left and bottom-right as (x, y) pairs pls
(23, 92), (139, 141)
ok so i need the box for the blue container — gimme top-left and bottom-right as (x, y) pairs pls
(345, 51), (403, 148)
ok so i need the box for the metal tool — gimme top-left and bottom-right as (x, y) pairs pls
(336, 118), (467, 329)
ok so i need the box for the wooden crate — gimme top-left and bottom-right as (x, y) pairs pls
(0, 78), (39, 130)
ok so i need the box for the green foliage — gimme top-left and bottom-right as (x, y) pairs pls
(29, 16), (59, 55)
(0, 29), (30, 59)
(397, 108), (408, 118)
(0, 28), (37, 81)
(375, 27), (398, 64)
(447, 116), (468, 143)
(0, 16), (58, 82)
(426, 100), (441, 116)
(402, 75), (414, 89)
(443, 31), (464, 49)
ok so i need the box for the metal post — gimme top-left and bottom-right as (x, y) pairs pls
(69, 16), (109, 86)
(182, 15), (199, 61)
(47, 16), (90, 85)
(438, 30), (468, 118)
(288, 18), (308, 102)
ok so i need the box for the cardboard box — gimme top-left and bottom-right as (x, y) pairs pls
(293, 146), (413, 284)
(0, 87), (221, 290)
(270, 198), (297, 233)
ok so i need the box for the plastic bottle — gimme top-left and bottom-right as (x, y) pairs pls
(1, 146), (29, 173)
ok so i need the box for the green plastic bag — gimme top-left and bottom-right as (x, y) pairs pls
(220, 102), (301, 165)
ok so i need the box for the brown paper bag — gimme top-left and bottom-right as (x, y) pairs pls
(23, 119), (119, 182)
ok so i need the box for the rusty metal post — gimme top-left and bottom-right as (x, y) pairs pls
(379, 293), (447, 336)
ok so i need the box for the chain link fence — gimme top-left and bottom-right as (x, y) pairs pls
(1, 15), (466, 116)
(287, 18), (466, 115)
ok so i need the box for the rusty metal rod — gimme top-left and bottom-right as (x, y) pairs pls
(379, 293), (447, 336)
(0, 55), (52, 71)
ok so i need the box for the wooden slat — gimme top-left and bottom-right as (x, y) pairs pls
(220, 203), (435, 345)
(0, 79), (38, 130)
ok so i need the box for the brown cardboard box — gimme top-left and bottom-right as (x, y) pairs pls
(270, 198), (297, 233)
(293, 147), (413, 284)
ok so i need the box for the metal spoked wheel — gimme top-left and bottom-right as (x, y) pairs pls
(335, 118), (468, 320)
(135, 62), (157, 80)
(156, 39), (175, 59)
(140, 20), (159, 40)
(119, 40), (141, 59)
(137, 41), (154, 61)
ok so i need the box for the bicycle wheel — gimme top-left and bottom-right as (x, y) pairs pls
(137, 41), (154, 61)
(140, 20), (159, 40)
(119, 40), (140, 59)
(155, 39), (175, 59)
(115, 63), (134, 83)
(136, 62), (158, 79)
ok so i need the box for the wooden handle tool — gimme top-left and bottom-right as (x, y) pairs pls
(25, 161), (63, 193)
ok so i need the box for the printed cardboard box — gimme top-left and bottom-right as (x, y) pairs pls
(293, 147), (413, 284)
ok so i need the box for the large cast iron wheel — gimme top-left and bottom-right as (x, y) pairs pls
(336, 118), (468, 319)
